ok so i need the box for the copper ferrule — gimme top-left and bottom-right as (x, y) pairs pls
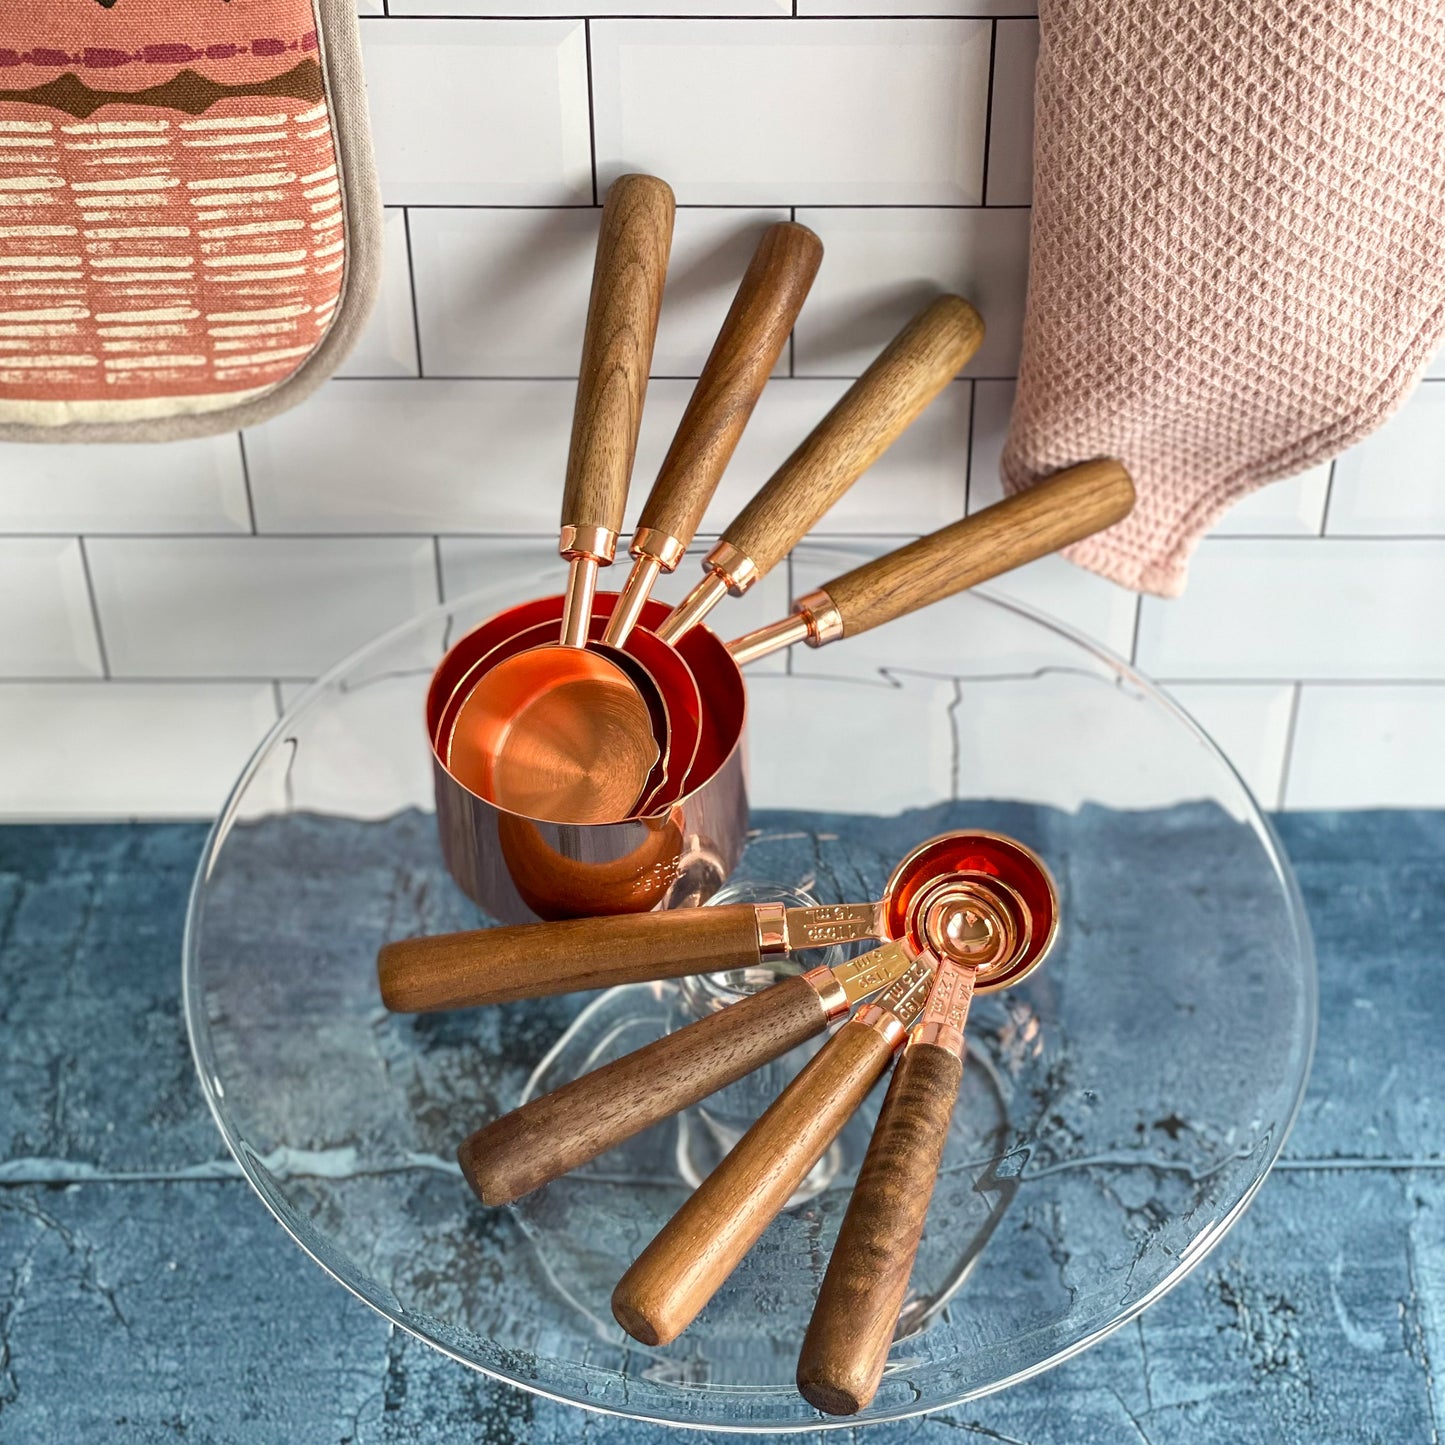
(854, 1004), (908, 1051)
(801, 964), (850, 1019)
(601, 555), (663, 647)
(706, 540), (760, 596)
(558, 555), (599, 648)
(631, 527), (687, 571)
(910, 963), (977, 1056)
(754, 902), (789, 958)
(725, 587), (846, 666)
(559, 524), (618, 564)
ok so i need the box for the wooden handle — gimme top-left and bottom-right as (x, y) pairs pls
(720, 296), (983, 578)
(377, 905), (760, 1013)
(458, 974), (829, 1206)
(796, 1042), (963, 1416)
(822, 458), (1136, 638)
(562, 174), (675, 545)
(612, 1018), (895, 1346)
(638, 221), (823, 550)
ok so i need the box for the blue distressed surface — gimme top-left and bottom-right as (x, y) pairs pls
(0, 814), (1442, 1443)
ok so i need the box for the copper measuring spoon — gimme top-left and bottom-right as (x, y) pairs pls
(442, 173), (675, 825)
(610, 836), (1058, 1348)
(603, 220), (824, 650)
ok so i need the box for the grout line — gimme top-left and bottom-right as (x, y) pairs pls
(377, 10), (1043, 19)
(1128, 593), (1142, 666)
(270, 679), (286, 720)
(1277, 682), (1303, 811)
(401, 207), (427, 377)
(584, 20), (600, 206)
(788, 205), (797, 376)
(979, 19), (998, 205)
(1319, 458), (1337, 536)
(785, 551), (795, 674)
(326, 370), (1017, 382)
(75, 538), (112, 680)
(962, 377), (976, 516)
(236, 432), (258, 535)
(388, 201), (1035, 211)
(432, 535), (447, 603)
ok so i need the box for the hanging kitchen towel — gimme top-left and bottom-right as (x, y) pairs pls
(0, 0), (380, 442)
(1003, 0), (1445, 596)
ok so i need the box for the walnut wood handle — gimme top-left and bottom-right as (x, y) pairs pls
(376, 905), (760, 1013)
(822, 458), (1136, 639)
(458, 974), (829, 1206)
(562, 174), (675, 546)
(612, 1018), (896, 1346)
(638, 221), (823, 550)
(796, 1042), (963, 1416)
(720, 295), (983, 578)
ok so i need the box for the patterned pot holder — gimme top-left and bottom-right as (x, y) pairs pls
(0, 0), (380, 441)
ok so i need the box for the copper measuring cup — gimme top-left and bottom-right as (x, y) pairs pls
(649, 457), (1137, 807)
(440, 173), (676, 826)
(377, 831), (1054, 1205)
(609, 834), (1058, 1348)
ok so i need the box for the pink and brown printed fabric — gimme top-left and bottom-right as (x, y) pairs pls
(0, 0), (379, 441)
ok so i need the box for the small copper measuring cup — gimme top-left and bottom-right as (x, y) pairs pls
(609, 835), (1058, 1348)
(440, 173), (676, 826)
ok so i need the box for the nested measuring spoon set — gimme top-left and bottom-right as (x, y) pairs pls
(381, 830), (1058, 1414)
(386, 170), (1134, 1413)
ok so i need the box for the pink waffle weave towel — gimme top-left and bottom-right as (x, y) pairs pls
(1003, 0), (1445, 596)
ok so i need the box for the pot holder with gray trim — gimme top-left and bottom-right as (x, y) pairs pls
(0, 0), (380, 442)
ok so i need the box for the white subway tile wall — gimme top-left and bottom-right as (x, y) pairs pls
(2, 12), (1441, 817)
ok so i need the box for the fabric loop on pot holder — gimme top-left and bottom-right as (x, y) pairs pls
(0, 0), (381, 442)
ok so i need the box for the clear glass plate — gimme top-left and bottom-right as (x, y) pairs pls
(183, 543), (1316, 1432)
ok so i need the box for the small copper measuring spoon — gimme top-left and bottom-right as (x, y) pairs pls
(610, 836), (1057, 1348)
(376, 830), (1043, 1012)
(603, 220), (824, 649)
(442, 173), (675, 825)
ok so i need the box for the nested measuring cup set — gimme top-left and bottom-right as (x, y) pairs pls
(426, 172), (1135, 925)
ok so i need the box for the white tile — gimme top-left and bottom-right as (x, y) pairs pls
(245, 379), (570, 533)
(1286, 685), (1445, 809)
(393, 0), (786, 14)
(799, 0), (1033, 12)
(357, 0), (385, 12)
(0, 437), (249, 534)
(984, 20), (1038, 206)
(408, 206), (789, 377)
(1326, 384), (1445, 534)
(360, 20), (592, 205)
(277, 674), (436, 820)
(629, 377), (971, 539)
(1160, 682), (1296, 808)
(971, 554), (1137, 656)
(1426, 343), (1445, 380)
(1212, 462), (1330, 536)
(793, 208), (1030, 379)
(0, 682), (279, 820)
(967, 377), (1014, 509)
(591, 20), (992, 205)
(336, 209), (420, 378)
(0, 539), (103, 678)
(85, 537), (439, 678)
(1136, 539), (1445, 680)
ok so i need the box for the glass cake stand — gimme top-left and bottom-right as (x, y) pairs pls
(183, 542), (1316, 1432)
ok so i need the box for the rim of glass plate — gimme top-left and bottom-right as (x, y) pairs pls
(182, 562), (1319, 1434)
